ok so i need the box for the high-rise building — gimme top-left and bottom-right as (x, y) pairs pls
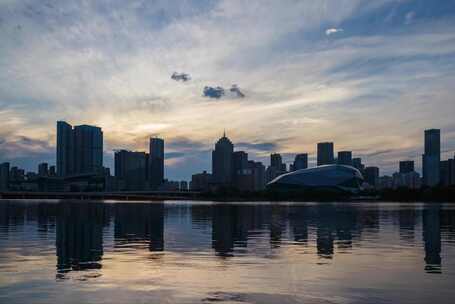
(57, 121), (103, 176)
(232, 151), (249, 189)
(56, 121), (74, 177)
(337, 151), (352, 166)
(248, 161), (266, 191)
(149, 137), (164, 190)
(422, 129), (440, 187)
(0, 162), (10, 190)
(364, 166), (379, 187)
(115, 150), (148, 190)
(190, 171), (212, 191)
(73, 125), (103, 174)
(293, 154), (308, 171)
(399, 161), (415, 174)
(49, 166), (56, 177)
(352, 158), (364, 171)
(212, 133), (234, 186)
(270, 153), (283, 170)
(38, 163), (49, 176)
(317, 142), (334, 166)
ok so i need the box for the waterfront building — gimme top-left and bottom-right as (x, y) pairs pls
(180, 181), (188, 191)
(149, 137), (164, 190)
(191, 171), (212, 191)
(352, 158), (365, 172)
(38, 163), (49, 176)
(337, 151), (352, 166)
(422, 129), (440, 187)
(212, 133), (234, 186)
(57, 121), (103, 176)
(317, 142), (334, 166)
(399, 161), (415, 174)
(364, 166), (380, 188)
(115, 150), (148, 190)
(293, 154), (308, 171)
(392, 172), (421, 189)
(0, 162), (10, 190)
(267, 165), (364, 193)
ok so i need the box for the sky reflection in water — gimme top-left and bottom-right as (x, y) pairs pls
(0, 200), (455, 304)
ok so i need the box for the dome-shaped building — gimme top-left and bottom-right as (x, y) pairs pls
(267, 165), (364, 193)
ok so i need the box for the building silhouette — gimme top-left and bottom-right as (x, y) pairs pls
(115, 150), (148, 190)
(212, 133), (234, 186)
(317, 142), (334, 166)
(56, 121), (103, 176)
(38, 163), (49, 176)
(399, 161), (415, 174)
(352, 157), (364, 172)
(0, 162), (10, 190)
(422, 129), (440, 186)
(293, 153), (308, 171)
(191, 171), (212, 191)
(364, 166), (379, 187)
(337, 151), (352, 166)
(149, 137), (164, 189)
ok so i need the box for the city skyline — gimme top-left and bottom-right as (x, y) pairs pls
(1, 1), (455, 180)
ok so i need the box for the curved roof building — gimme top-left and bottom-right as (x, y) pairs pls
(267, 165), (364, 193)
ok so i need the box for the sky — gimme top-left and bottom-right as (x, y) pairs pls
(1, 0), (455, 181)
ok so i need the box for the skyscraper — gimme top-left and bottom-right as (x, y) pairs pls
(0, 162), (10, 190)
(212, 133), (234, 185)
(57, 121), (103, 176)
(38, 163), (49, 176)
(73, 125), (103, 174)
(149, 137), (164, 190)
(364, 166), (379, 187)
(115, 150), (148, 190)
(56, 121), (74, 177)
(399, 161), (415, 174)
(337, 151), (352, 166)
(317, 142), (334, 166)
(293, 153), (308, 171)
(422, 129), (440, 187)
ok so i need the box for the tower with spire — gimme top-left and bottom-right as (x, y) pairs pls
(212, 131), (234, 186)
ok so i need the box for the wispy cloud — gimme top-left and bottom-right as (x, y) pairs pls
(325, 28), (344, 36)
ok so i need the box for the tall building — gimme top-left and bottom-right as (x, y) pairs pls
(56, 121), (103, 176)
(232, 151), (249, 189)
(73, 125), (103, 174)
(337, 151), (352, 166)
(293, 154), (308, 171)
(149, 137), (164, 190)
(422, 129), (440, 187)
(56, 121), (74, 177)
(364, 166), (379, 187)
(266, 153), (286, 183)
(317, 142), (334, 166)
(270, 153), (283, 170)
(399, 161), (415, 174)
(212, 133), (234, 186)
(248, 161), (266, 191)
(38, 163), (49, 176)
(115, 150), (148, 190)
(0, 162), (10, 190)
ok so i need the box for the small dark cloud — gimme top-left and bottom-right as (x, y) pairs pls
(165, 152), (185, 159)
(171, 72), (191, 82)
(237, 142), (279, 152)
(167, 137), (207, 151)
(203, 86), (225, 99)
(229, 84), (245, 98)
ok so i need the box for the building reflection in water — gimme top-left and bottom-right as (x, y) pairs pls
(1, 201), (455, 277)
(423, 205), (441, 273)
(56, 202), (109, 273)
(114, 202), (164, 252)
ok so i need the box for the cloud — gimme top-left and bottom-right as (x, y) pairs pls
(203, 86), (225, 99)
(325, 28), (344, 36)
(229, 84), (245, 98)
(171, 72), (191, 82)
(236, 142), (278, 152)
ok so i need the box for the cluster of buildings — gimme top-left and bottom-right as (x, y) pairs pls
(0, 122), (454, 193)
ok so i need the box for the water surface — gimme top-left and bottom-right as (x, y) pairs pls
(1, 200), (455, 304)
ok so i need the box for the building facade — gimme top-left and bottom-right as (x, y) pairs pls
(149, 137), (164, 190)
(293, 154), (308, 171)
(317, 142), (334, 166)
(422, 129), (440, 186)
(337, 151), (352, 166)
(212, 134), (234, 186)
(115, 150), (148, 190)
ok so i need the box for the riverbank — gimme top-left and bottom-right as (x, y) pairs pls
(1, 186), (454, 202)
